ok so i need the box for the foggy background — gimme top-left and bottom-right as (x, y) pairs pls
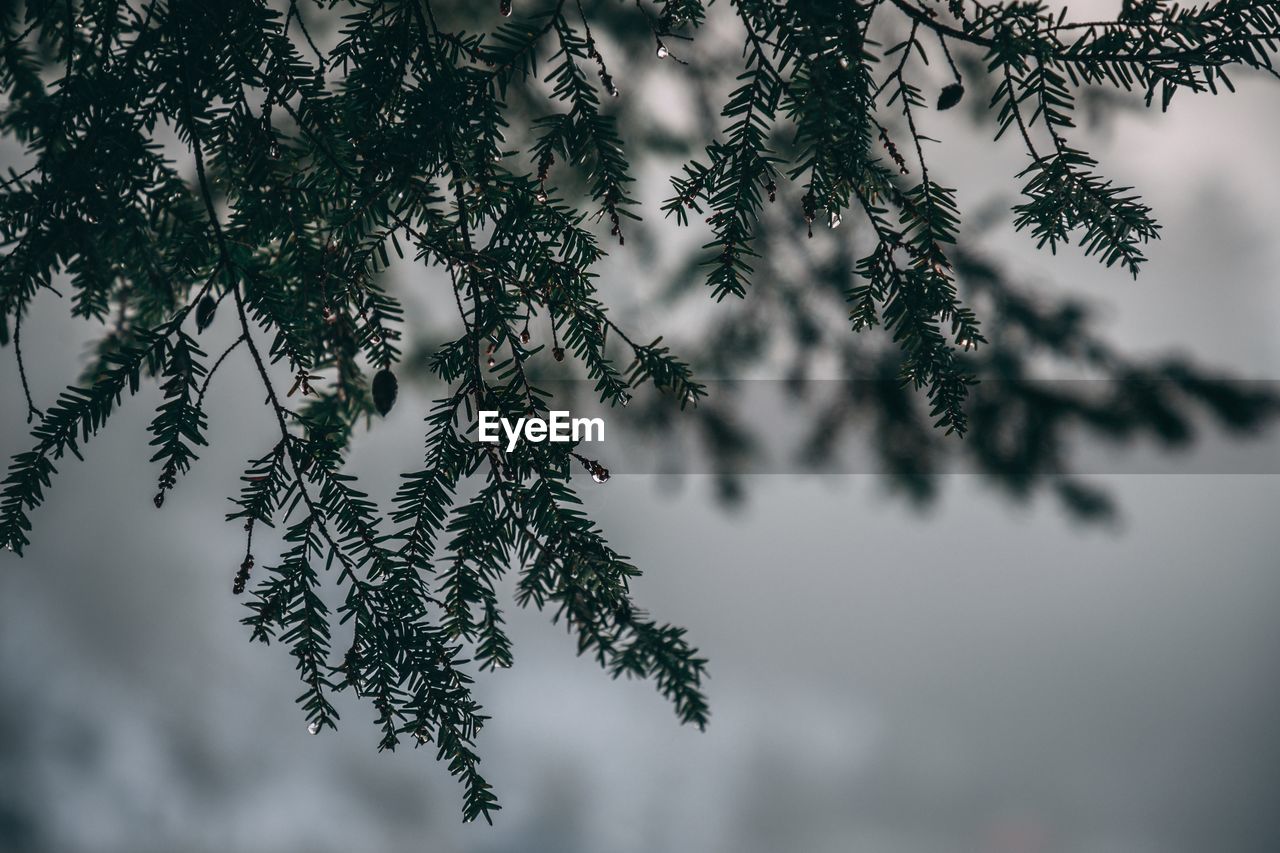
(3, 4), (1280, 852)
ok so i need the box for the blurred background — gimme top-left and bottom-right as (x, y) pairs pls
(3, 2), (1280, 851)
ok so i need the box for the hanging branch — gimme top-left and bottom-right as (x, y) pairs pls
(2, 0), (1279, 822)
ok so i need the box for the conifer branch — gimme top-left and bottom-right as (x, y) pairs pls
(4, 0), (1279, 821)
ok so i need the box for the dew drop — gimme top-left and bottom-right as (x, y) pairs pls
(592, 466), (610, 484)
(656, 42), (669, 59)
(828, 210), (842, 229)
(308, 720), (321, 735)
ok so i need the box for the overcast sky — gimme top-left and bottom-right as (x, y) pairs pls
(3, 6), (1280, 853)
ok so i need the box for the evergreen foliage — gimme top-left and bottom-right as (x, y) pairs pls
(2, 0), (1279, 821)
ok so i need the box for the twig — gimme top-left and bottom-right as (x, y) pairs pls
(14, 310), (41, 423)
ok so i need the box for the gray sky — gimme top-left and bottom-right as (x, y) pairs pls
(3, 8), (1280, 853)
